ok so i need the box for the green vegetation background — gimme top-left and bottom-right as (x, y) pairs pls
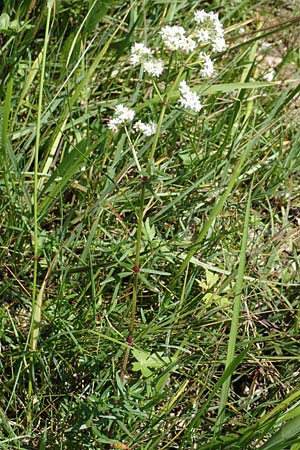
(1, 1), (300, 449)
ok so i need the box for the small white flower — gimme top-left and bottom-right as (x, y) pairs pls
(212, 35), (226, 52)
(194, 10), (209, 24)
(111, 69), (119, 78)
(194, 10), (219, 25)
(199, 52), (214, 78)
(209, 11), (221, 23)
(134, 120), (157, 136)
(160, 25), (196, 53)
(178, 80), (202, 113)
(181, 36), (196, 53)
(263, 68), (275, 82)
(130, 42), (153, 65)
(160, 25), (187, 51)
(194, 9), (226, 53)
(130, 43), (163, 77)
(108, 104), (135, 132)
(107, 118), (120, 132)
(143, 58), (164, 77)
(115, 104), (135, 122)
(195, 29), (211, 43)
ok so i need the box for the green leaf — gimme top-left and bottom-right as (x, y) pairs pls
(203, 293), (231, 308)
(0, 13), (10, 30)
(142, 217), (156, 241)
(84, 0), (115, 35)
(205, 269), (219, 288)
(258, 416), (300, 450)
(132, 349), (177, 379)
(141, 268), (171, 276)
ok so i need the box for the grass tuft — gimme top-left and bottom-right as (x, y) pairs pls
(1, 1), (300, 448)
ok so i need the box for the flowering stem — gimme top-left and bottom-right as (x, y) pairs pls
(148, 98), (167, 163)
(148, 52), (195, 164)
(125, 127), (142, 172)
(121, 181), (146, 380)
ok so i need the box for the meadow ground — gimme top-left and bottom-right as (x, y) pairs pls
(1, 1), (300, 449)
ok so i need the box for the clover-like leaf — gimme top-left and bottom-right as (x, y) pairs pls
(132, 349), (177, 379)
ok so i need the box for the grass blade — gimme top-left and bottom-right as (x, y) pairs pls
(215, 181), (253, 434)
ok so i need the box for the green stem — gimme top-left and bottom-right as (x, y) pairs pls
(148, 98), (167, 163)
(148, 52), (194, 164)
(121, 52), (197, 379)
(130, 182), (145, 331)
(121, 182), (146, 379)
(125, 127), (142, 172)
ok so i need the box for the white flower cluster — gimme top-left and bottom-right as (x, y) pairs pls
(129, 10), (225, 81)
(134, 120), (157, 136)
(129, 42), (153, 65)
(130, 42), (164, 77)
(159, 25), (196, 53)
(108, 9), (226, 132)
(194, 9), (226, 53)
(108, 104), (157, 136)
(108, 104), (135, 132)
(159, 11), (226, 55)
(178, 81), (202, 113)
(199, 52), (214, 78)
(143, 59), (164, 77)
(157, 10), (225, 81)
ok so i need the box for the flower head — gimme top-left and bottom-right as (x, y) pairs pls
(160, 25), (196, 53)
(130, 42), (164, 77)
(143, 58), (164, 77)
(108, 104), (135, 132)
(134, 120), (157, 136)
(195, 29), (211, 43)
(178, 80), (202, 113)
(181, 36), (196, 53)
(199, 52), (214, 78)
(194, 9), (226, 53)
(130, 42), (153, 65)
(194, 10), (219, 25)
(212, 35), (226, 53)
(160, 25), (186, 51)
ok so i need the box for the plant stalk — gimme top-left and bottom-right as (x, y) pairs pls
(121, 181), (146, 380)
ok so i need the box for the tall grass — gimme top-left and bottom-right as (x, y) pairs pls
(1, 1), (300, 449)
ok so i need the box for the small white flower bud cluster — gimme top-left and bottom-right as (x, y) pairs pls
(199, 52), (214, 78)
(133, 120), (158, 136)
(108, 104), (135, 132)
(194, 10), (226, 53)
(160, 11), (226, 56)
(178, 81), (202, 113)
(108, 104), (157, 136)
(130, 42), (164, 78)
(143, 59), (164, 77)
(129, 42), (153, 65)
(159, 25), (196, 53)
